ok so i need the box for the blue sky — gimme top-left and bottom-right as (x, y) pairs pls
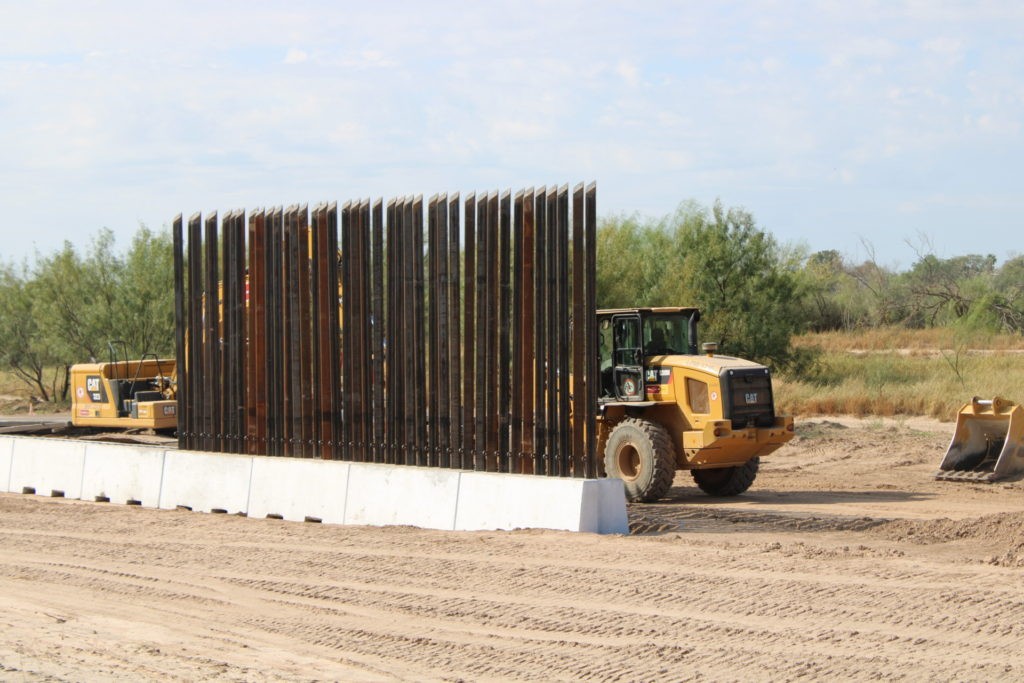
(1, 1), (1021, 269)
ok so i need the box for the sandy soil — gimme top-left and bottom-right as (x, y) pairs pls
(3, 416), (1024, 681)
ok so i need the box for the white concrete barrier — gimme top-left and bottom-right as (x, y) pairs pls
(8, 437), (87, 499)
(81, 443), (166, 507)
(344, 462), (462, 529)
(2, 436), (630, 534)
(248, 456), (350, 523)
(0, 436), (13, 493)
(455, 472), (629, 534)
(159, 450), (253, 514)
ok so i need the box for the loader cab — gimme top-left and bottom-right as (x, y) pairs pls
(598, 307), (699, 402)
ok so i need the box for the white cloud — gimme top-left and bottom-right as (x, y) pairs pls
(284, 48), (308, 64)
(0, 1), (1021, 264)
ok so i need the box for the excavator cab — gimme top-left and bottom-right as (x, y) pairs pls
(70, 341), (177, 431)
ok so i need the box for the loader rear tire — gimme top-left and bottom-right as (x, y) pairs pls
(604, 418), (676, 503)
(691, 457), (759, 496)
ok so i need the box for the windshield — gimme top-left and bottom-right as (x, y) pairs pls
(643, 313), (690, 355)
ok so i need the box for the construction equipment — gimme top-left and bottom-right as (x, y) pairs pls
(935, 397), (1024, 482)
(598, 307), (794, 502)
(70, 341), (177, 431)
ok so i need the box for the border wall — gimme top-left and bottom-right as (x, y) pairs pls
(173, 184), (599, 476)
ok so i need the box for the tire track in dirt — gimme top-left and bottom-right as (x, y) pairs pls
(4, 416), (1024, 683)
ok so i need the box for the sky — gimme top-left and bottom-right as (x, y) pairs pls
(1, 1), (1021, 269)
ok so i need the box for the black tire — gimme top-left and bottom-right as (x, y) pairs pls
(604, 418), (676, 503)
(691, 457), (759, 496)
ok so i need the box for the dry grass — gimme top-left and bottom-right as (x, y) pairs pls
(778, 331), (1024, 419)
(795, 326), (1024, 352)
(0, 369), (68, 415)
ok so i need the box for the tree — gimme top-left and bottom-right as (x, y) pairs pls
(117, 225), (176, 357)
(0, 265), (67, 401)
(597, 200), (811, 371)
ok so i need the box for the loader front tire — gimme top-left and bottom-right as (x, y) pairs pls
(604, 418), (676, 503)
(691, 457), (759, 496)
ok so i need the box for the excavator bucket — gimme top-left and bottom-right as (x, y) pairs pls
(935, 397), (1024, 482)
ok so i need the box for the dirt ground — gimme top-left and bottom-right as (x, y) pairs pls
(3, 417), (1024, 681)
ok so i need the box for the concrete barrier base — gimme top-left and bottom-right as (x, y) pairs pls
(0, 436), (629, 534)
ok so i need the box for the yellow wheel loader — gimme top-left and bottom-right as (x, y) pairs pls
(598, 308), (794, 502)
(935, 397), (1024, 482)
(70, 341), (177, 432)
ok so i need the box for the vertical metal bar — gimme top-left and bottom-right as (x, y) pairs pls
(412, 195), (427, 467)
(545, 189), (559, 474)
(497, 190), (512, 472)
(402, 197), (417, 466)
(296, 205), (313, 456)
(520, 190), (536, 473)
(220, 211), (232, 453)
(556, 186), (571, 475)
(247, 211), (264, 455)
(532, 189), (548, 473)
(532, 189), (547, 474)
(286, 206), (302, 456)
(358, 199), (373, 462)
(263, 209), (278, 456)
(510, 192), (524, 473)
(426, 195), (438, 466)
(486, 192), (500, 471)
(340, 201), (353, 460)
(571, 183), (586, 476)
(435, 194), (451, 469)
(310, 204), (324, 459)
(270, 208), (286, 456)
(447, 193), (461, 467)
(227, 210), (242, 454)
(370, 199), (385, 463)
(474, 195), (488, 471)
(557, 185), (573, 475)
(351, 201), (366, 461)
(233, 210), (248, 454)
(172, 215), (187, 450)
(385, 199), (399, 464)
(462, 194), (476, 470)
(222, 211), (235, 454)
(187, 213), (203, 452)
(326, 203), (342, 459)
(585, 182), (598, 477)
(203, 212), (220, 452)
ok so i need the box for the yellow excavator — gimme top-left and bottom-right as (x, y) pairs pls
(70, 341), (177, 432)
(597, 307), (794, 502)
(935, 397), (1024, 482)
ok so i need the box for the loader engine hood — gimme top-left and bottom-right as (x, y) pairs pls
(664, 354), (780, 429)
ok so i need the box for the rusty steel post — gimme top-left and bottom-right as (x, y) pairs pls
(247, 210), (265, 455)
(202, 213), (220, 452)
(571, 184), (586, 475)
(447, 194), (461, 467)
(462, 194), (477, 470)
(266, 208), (284, 457)
(584, 183), (598, 476)
(497, 191), (512, 472)
(510, 192), (523, 473)
(384, 199), (399, 464)
(172, 215), (187, 450)
(434, 194), (452, 469)
(519, 190), (536, 474)
(370, 199), (385, 463)
(532, 189), (547, 474)
(556, 185), (571, 476)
